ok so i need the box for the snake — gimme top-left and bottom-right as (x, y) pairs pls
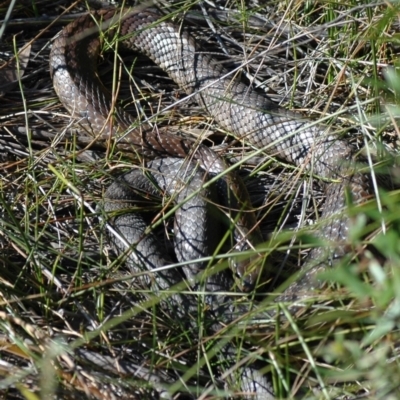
(49, 6), (371, 398)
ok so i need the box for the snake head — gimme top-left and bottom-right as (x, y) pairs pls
(231, 253), (264, 292)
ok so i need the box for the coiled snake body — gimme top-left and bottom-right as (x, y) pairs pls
(50, 7), (371, 397)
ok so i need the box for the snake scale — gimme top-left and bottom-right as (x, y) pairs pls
(49, 6), (371, 397)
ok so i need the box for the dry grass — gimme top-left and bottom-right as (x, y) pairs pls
(1, 0), (400, 399)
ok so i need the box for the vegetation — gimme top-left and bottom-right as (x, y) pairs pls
(0, 0), (400, 398)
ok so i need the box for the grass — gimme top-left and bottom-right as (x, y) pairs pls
(1, 0), (400, 399)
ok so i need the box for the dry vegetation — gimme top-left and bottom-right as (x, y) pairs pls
(1, 0), (400, 399)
